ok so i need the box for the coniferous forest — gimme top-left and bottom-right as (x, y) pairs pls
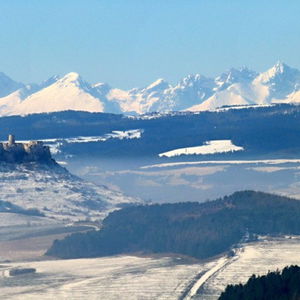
(219, 265), (300, 300)
(47, 191), (300, 259)
(1, 104), (300, 158)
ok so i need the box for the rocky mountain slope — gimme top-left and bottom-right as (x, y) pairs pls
(0, 162), (138, 222)
(1, 62), (300, 115)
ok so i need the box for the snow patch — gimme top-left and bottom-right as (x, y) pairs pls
(159, 140), (244, 157)
(142, 159), (300, 170)
(15, 129), (143, 155)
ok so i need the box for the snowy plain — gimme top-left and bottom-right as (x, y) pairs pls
(197, 237), (300, 299)
(0, 255), (214, 300)
(0, 238), (300, 299)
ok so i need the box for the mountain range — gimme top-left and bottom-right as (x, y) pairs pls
(1, 62), (300, 116)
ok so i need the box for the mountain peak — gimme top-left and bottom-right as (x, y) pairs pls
(176, 74), (214, 90)
(274, 60), (288, 70)
(59, 72), (81, 84)
(55, 72), (91, 91)
(215, 67), (257, 90)
(181, 73), (205, 83)
(256, 62), (299, 85)
(219, 67), (256, 80)
(269, 61), (290, 75)
(1, 62), (300, 116)
(146, 78), (169, 90)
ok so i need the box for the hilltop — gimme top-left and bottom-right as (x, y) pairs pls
(0, 134), (54, 164)
(0, 135), (139, 222)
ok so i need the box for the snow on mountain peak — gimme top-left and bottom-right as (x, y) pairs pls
(179, 74), (207, 86)
(93, 82), (108, 88)
(1, 62), (300, 116)
(146, 78), (169, 91)
(274, 61), (286, 72)
(59, 72), (81, 84)
(255, 62), (297, 84)
(7, 72), (107, 116)
(253, 62), (300, 101)
(216, 67), (257, 89)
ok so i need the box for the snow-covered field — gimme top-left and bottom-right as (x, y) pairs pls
(143, 158), (300, 169)
(1, 238), (300, 299)
(0, 256), (214, 300)
(158, 140), (244, 157)
(197, 237), (300, 299)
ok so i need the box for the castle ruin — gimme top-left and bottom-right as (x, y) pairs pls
(0, 135), (53, 164)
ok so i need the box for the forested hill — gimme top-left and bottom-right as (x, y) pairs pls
(1, 104), (300, 158)
(47, 191), (300, 259)
(219, 265), (300, 300)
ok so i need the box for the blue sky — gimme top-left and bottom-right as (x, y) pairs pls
(0, 0), (299, 88)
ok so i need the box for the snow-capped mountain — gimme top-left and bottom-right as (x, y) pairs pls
(0, 73), (122, 116)
(189, 62), (300, 111)
(215, 67), (257, 91)
(0, 75), (60, 116)
(107, 79), (172, 114)
(255, 62), (300, 102)
(107, 75), (215, 113)
(1, 62), (300, 116)
(14, 72), (105, 115)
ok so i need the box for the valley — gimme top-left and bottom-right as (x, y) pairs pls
(0, 105), (299, 299)
(2, 2), (300, 299)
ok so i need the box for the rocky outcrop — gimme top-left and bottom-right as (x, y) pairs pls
(0, 135), (53, 164)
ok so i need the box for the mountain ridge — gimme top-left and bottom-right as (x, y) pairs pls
(1, 62), (300, 116)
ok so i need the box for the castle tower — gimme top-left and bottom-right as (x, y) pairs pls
(8, 134), (15, 146)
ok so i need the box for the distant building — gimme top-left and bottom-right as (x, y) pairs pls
(8, 134), (15, 146)
(0, 135), (53, 164)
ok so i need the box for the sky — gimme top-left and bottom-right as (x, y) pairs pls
(0, 0), (299, 89)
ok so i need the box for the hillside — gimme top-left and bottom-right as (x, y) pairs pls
(0, 161), (138, 222)
(46, 191), (300, 259)
(0, 137), (139, 223)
